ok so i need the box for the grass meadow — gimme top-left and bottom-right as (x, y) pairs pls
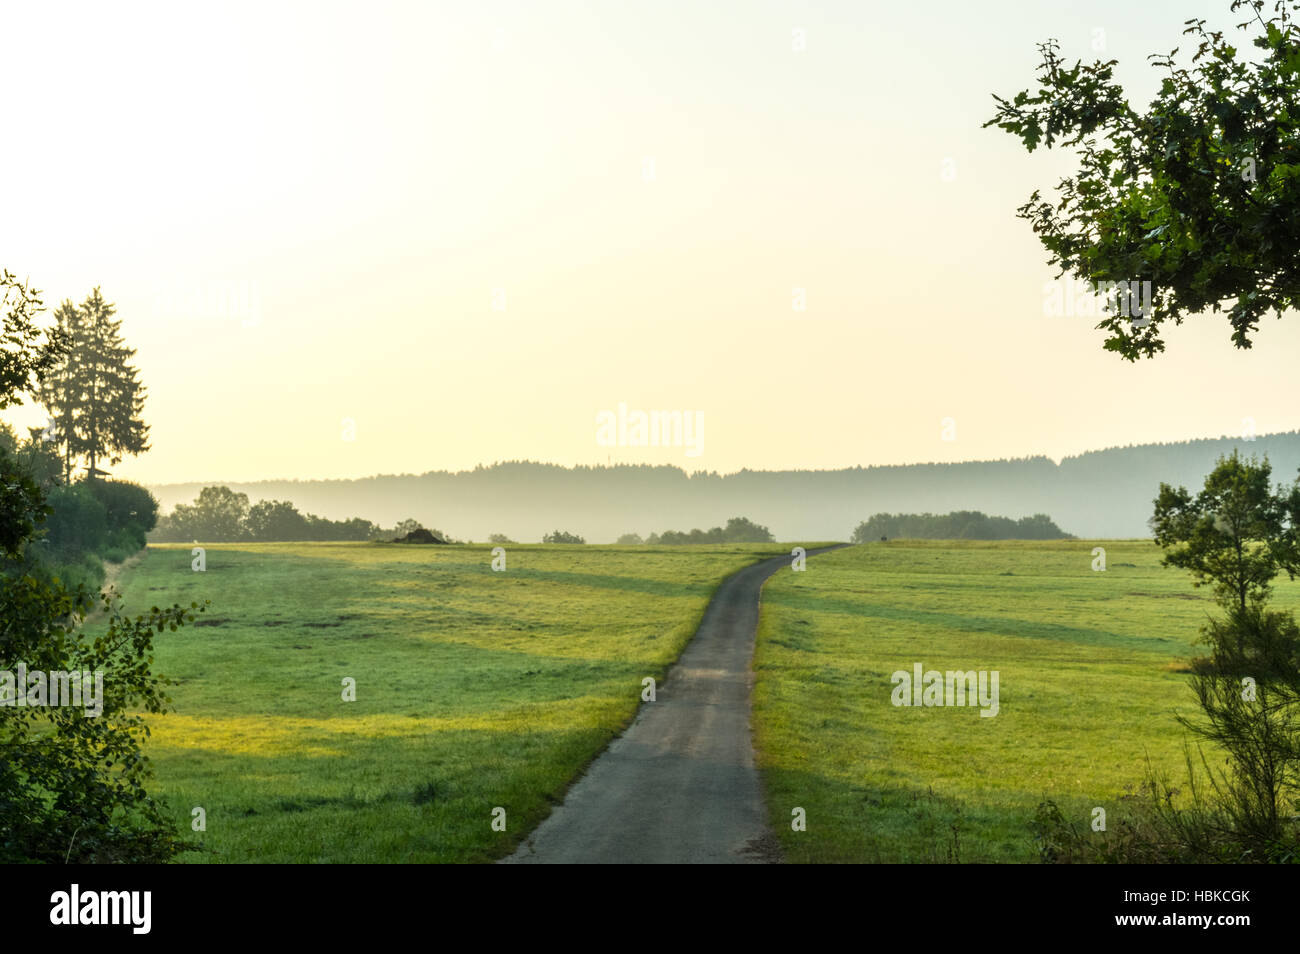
(115, 541), (787, 862)
(109, 537), (1282, 864)
(752, 539), (1300, 863)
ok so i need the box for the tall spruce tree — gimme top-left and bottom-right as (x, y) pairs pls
(36, 300), (83, 483)
(38, 288), (149, 481)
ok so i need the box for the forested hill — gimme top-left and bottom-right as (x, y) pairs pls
(148, 431), (1300, 543)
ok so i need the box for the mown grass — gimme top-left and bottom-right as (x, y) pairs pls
(116, 541), (787, 862)
(753, 539), (1300, 863)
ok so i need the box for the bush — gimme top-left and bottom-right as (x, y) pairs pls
(1032, 751), (1300, 864)
(58, 549), (108, 592)
(85, 479), (158, 542)
(42, 484), (108, 554)
(106, 525), (143, 554)
(0, 563), (203, 862)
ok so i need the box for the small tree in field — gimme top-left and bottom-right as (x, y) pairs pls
(1151, 451), (1300, 855)
(165, 485), (250, 542)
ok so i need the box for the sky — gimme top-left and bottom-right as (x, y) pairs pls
(2, 0), (1298, 485)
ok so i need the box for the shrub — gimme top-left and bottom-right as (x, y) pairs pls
(42, 484), (108, 554)
(85, 479), (158, 541)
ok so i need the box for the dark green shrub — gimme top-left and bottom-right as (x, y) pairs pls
(85, 479), (158, 543)
(42, 484), (108, 554)
(106, 525), (144, 555)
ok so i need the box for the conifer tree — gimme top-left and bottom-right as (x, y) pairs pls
(36, 300), (83, 483)
(38, 288), (149, 481)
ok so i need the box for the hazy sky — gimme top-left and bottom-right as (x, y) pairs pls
(3, 0), (1297, 484)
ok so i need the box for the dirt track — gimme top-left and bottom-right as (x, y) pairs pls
(504, 544), (847, 864)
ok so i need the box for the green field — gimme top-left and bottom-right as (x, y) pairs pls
(752, 539), (1300, 862)
(112, 537), (1277, 864)
(116, 541), (787, 862)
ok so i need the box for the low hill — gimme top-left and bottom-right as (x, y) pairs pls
(146, 430), (1300, 543)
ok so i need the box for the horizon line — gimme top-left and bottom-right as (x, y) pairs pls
(140, 428), (1300, 488)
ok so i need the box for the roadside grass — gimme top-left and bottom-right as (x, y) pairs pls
(117, 541), (787, 862)
(753, 539), (1300, 863)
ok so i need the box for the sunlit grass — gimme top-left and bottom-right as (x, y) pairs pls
(753, 539), (1300, 863)
(120, 541), (787, 862)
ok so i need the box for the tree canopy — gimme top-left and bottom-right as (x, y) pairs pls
(1151, 450), (1300, 611)
(646, 516), (775, 545)
(2, 267), (202, 862)
(850, 511), (1072, 542)
(1149, 451), (1300, 855)
(987, 0), (1300, 359)
(39, 288), (149, 481)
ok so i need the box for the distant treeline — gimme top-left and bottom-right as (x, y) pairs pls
(146, 431), (1300, 541)
(850, 511), (1072, 542)
(149, 486), (451, 543)
(624, 516), (774, 545)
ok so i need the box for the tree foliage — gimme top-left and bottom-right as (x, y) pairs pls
(38, 288), (149, 481)
(850, 511), (1071, 542)
(1151, 450), (1300, 612)
(987, 0), (1300, 359)
(542, 529), (586, 544)
(1, 268), (203, 862)
(150, 486), (385, 542)
(647, 516), (775, 545)
(160, 486), (250, 542)
(0, 272), (64, 411)
(1151, 451), (1300, 856)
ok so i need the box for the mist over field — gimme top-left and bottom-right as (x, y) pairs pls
(148, 431), (1300, 542)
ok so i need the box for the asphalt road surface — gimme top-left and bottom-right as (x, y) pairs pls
(504, 544), (848, 864)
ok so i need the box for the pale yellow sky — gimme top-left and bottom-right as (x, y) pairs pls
(3, 0), (1297, 484)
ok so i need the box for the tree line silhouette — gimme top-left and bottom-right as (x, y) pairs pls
(147, 433), (1300, 542)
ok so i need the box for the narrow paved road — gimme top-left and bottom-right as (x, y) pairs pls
(504, 544), (848, 864)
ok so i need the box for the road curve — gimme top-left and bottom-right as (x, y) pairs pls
(503, 544), (849, 864)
